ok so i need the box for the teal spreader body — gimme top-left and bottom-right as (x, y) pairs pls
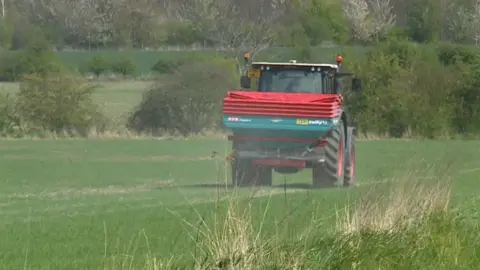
(223, 115), (337, 148)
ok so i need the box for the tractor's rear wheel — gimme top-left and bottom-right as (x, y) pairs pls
(312, 120), (346, 188)
(344, 134), (357, 187)
(232, 158), (272, 187)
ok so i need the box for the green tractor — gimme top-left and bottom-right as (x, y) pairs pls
(222, 55), (362, 188)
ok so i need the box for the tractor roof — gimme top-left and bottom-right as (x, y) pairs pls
(251, 60), (338, 69)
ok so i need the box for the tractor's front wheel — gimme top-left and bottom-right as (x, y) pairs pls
(312, 120), (346, 188)
(232, 158), (272, 187)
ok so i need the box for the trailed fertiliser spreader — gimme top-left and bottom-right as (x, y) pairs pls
(222, 55), (362, 188)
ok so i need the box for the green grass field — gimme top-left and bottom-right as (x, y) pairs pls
(1, 139), (480, 269)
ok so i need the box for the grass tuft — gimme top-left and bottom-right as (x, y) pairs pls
(336, 160), (453, 234)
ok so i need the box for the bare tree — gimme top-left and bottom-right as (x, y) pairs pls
(114, 0), (164, 49)
(65, 0), (117, 47)
(12, 0), (163, 49)
(471, 1), (480, 45)
(177, 0), (286, 74)
(445, 0), (480, 45)
(445, 2), (474, 43)
(342, 0), (396, 43)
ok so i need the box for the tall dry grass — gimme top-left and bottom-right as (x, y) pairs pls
(336, 160), (453, 234)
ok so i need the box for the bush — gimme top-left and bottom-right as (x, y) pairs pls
(150, 59), (184, 74)
(0, 93), (21, 135)
(0, 52), (25, 81)
(437, 43), (480, 66)
(129, 58), (238, 135)
(163, 21), (203, 46)
(346, 41), (460, 138)
(110, 58), (136, 77)
(151, 54), (212, 75)
(0, 35), (64, 81)
(15, 74), (104, 135)
(19, 36), (64, 77)
(81, 56), (109, 77)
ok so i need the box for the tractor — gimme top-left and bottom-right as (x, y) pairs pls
(222, 54), (362, 188)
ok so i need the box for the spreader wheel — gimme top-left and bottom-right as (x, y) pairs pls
(344, 134), (357, 187)
(232, 158), (272, 187)
(312, 120), (346, 188)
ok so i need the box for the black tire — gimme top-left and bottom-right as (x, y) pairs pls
(312, 120), (346, 188)
(344, 134), (357, 187)
(232, 158), (272, 187)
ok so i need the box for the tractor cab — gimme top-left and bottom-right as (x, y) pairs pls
(239, 56), (361, 94)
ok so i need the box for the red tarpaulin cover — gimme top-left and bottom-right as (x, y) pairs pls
(222, 90), (343, 119)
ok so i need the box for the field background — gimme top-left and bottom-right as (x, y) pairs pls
(50, 46), (368, 76)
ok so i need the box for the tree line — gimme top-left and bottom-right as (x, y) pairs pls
(1, 0), (480, 50)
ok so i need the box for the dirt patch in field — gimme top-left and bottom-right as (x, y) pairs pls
(6, 180), (176, 200)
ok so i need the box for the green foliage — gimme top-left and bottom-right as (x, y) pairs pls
(18, 35), (64, 77)
(110, 58), (136, 77)
(0, 19), (14, 50)
(316, 212), (480, 269)
(342, 41), (480, 137)
(150, 53), (213, 75)
(150, 59), (184, 74)
(294, 0), (349, 45)
(347, 41), (459, 137)
(0, 52), (25, 81)
(163, 21), (203, 46)
(406, 0), (444, 43)
(129, 58), (237, 135)
(0, 33), (63, 81)
(0, 93), (20, 136)
(81, 56), (109, 77)
(437, 43), (480, 66)
(15, 74), (103, 135)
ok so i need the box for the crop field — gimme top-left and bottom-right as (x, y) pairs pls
(1, 138), (480, 269)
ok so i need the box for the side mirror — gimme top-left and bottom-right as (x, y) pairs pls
(351, 77), (362, 92)
(240, 76), (251, 89)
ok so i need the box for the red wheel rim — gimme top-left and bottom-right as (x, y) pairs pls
(337, 138), (344, 177)
(350, 147), (355, 178)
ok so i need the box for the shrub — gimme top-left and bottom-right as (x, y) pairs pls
(0, 52), (25, 81)
(150, 54), (212, 75)
(163, 21), (203, 46)
(15, 74), (103, 136)
(0, 35), (64, 81)
(0, 93), (21, 135)
(129, 58), (238, 135)
(437, 43), (480, 66)
(81, 56), (109, 77)
(150, 59), (184, 74)
(110, 58), (136, 77)
(18, 36), (64, 77)
(347, 41), (458, 138)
